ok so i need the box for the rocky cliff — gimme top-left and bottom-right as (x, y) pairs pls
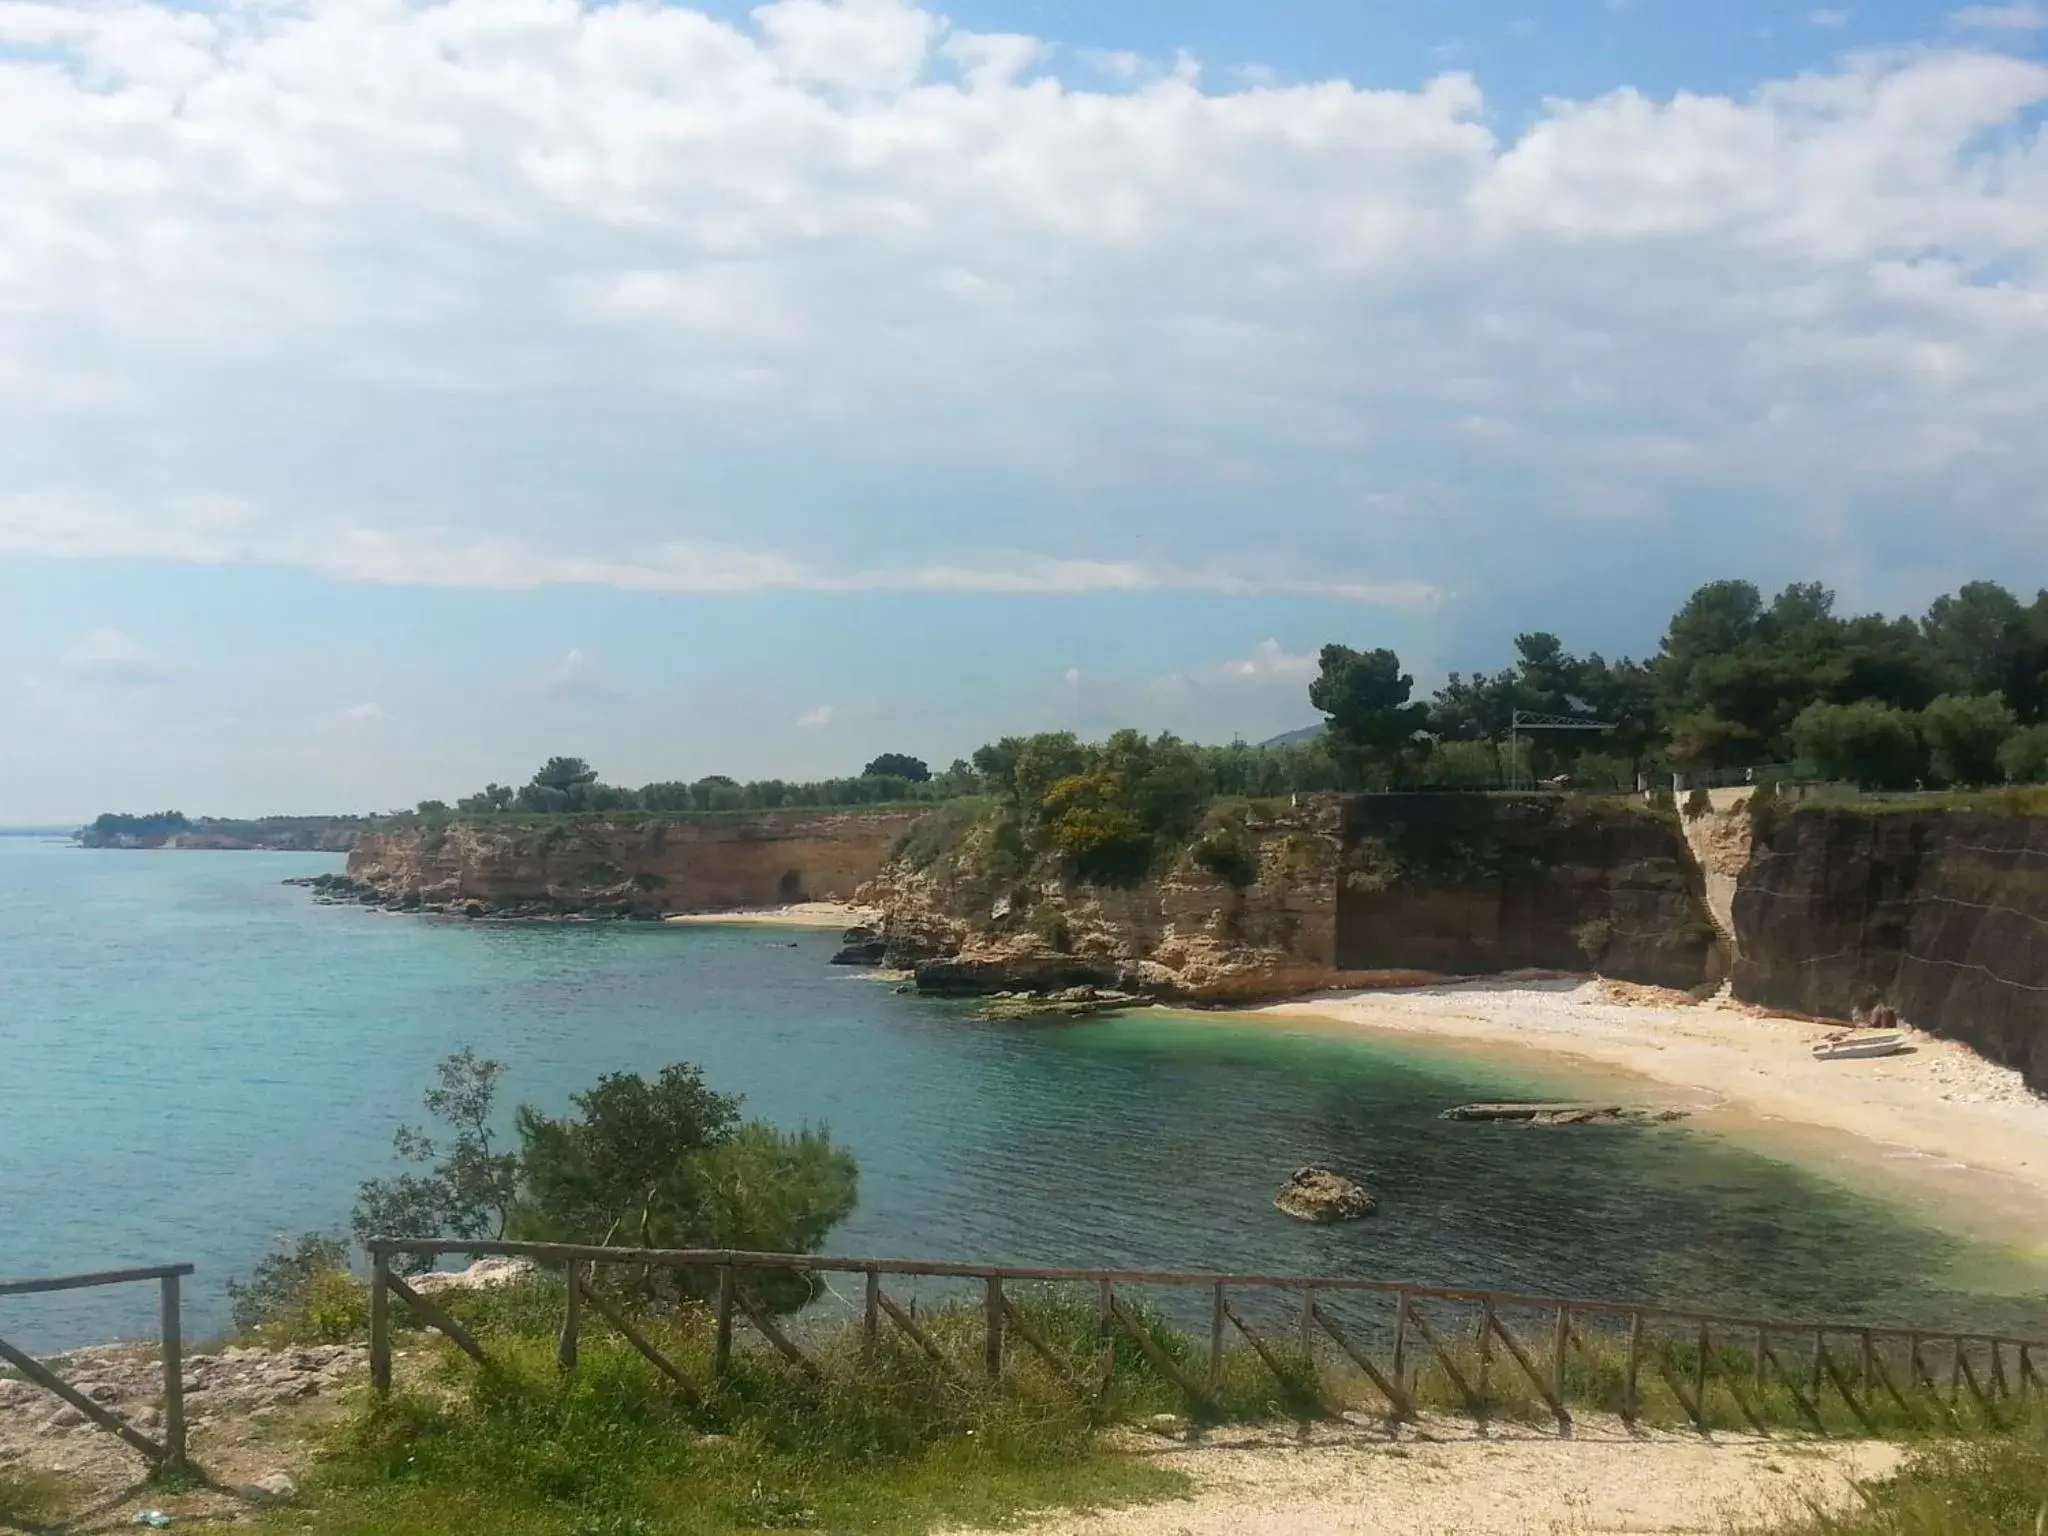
(1335, 795), (1718, 991)
(863, 793), (1719, 1001)
(328, 811), (920, 918)
(860, 797), (1361, 1000)
(1732, 806), (2048, 1088)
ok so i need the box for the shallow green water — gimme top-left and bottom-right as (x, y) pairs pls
(1, 835), (2039, 1350)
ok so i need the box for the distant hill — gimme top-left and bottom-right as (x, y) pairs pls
(1259, 725), (1326, 747)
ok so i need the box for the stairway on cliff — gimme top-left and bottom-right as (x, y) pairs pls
(1677, 807), (1750, 974)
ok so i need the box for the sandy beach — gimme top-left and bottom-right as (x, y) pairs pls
(1254, 978), (2048, 1251)
(664, 901), (874, 929)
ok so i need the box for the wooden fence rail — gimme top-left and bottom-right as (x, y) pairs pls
(0, 1263), (193, 1470)
(364, 1238), (2048, 1439)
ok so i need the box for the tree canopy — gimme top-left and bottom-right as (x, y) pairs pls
(352, 1051), (856, 1311)
(404, 577), (2048, 825)
(861, 753), (931, 782)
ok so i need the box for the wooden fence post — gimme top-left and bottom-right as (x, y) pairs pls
(1098, 1280), (1115, 1385)
(1392, 1291), (1409, 1397)
(985, 1277), (1004, 1380)
(370, 1250), (392, 1397)
(862, 1270), (880, 1365)
(557, 1261), (581, 1375)
(1623, 1311), (1642, 1424)
(1552, 1305), (1570, 1416)
(1696, 1321), (1711, 1425)
(715, 1266), (736, 1378)
(1478, 1300), (1499, 1404)
(159, 1272), (186, 1469)
(1209, 1282), (1226, 1388)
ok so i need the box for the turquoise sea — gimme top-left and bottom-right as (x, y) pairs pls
(2, 834), (2041, 1351)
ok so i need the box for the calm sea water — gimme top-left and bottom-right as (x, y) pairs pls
(2, 835), (2040, 1351)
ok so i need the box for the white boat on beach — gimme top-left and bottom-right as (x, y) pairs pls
(1811, 1032), (1904, 1062)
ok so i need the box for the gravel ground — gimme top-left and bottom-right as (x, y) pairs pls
(949, 1415), (1901, 1536)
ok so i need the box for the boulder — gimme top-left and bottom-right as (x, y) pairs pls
(238, 1471), (299, 1504)
(913, 956), (1119, 997)
(830, 939), (888, 967)
(410, 1256), (541, 1295)
(1274, 1166), (1378, 1223)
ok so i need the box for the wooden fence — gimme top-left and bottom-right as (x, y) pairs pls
(0, 1264), (192, 1469)
(367, 1238), (2048, 1437)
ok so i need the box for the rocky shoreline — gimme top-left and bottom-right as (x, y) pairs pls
(285, 872), (670, 922)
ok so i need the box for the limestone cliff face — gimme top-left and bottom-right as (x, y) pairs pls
(863, 793), (1718, 1001)
(1732, 807), (2048, 1088)
(862, 798), (1360, 1001)
(340, 812), (920, 917)
(1334, 795), (1717, 991)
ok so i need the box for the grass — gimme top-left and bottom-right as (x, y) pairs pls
(0, 1466), (77, 1528)
(265, 1283), (1200, 1536)
(1793, 786), (2048, 818)
(1758, 1426), (2048, 1534)
(1393, 1322), (2027, 1441)
(240, 1276), (2048, 1535)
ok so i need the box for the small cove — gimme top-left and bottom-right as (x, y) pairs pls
(2, 835), (2042, 1351)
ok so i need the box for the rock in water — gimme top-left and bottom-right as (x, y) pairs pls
(1274, 1166), (1378, 1223)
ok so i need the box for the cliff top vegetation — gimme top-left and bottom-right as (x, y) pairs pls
(82, 575), (2048, 841)
(406, 575), (2048, 816)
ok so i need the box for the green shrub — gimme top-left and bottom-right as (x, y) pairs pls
(1684, 787), (1712, 820)
(1191, 812), (1261, 888)
(1765, 1425), (2048, 1534)
(1919, 692), (2018, 788)
(226, 1232), (369, 1343)
(1792, 699), (1926, 790)
(1572, 918), (1612, 964)
(1998, 723), (2048, 786)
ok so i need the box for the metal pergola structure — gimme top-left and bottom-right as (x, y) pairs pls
(1507, 709), (1620, 790)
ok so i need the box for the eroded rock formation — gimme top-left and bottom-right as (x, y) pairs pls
(323, 811), (920, 918)
(858, 793), (1719, 1003)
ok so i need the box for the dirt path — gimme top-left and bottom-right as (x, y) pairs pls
(956, 1417), (1899, 1536)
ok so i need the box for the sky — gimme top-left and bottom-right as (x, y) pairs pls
(2, 0), (2047, 821)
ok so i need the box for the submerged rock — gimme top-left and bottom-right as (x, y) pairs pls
(975, 988), (1141, 1021)
(1440, 1101), (1688, 1126)
(1274, 1166), (1378, 1223)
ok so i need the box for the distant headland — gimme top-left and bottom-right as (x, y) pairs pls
(74, 811), (363, 852)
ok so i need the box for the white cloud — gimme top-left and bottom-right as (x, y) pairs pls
(1213, 639), (1319, 681)
(1807, 9), (1852, 27)
(795, 704), (836, 729)
(316, 702), (389, 732)
(0, 494), (1439, 603)
(60, 629), (169, 685)
(1, 0), (2047, 617)
(1949, 3), (2046, 28)
(538, 648), (618, 700)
